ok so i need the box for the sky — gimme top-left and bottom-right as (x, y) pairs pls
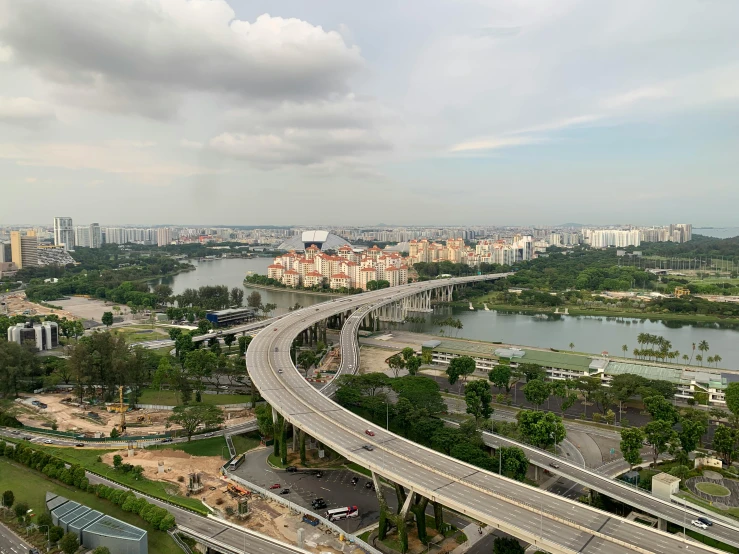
(0, 0), (738, 227)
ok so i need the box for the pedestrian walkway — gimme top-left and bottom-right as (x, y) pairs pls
(450, 522), (495, 554)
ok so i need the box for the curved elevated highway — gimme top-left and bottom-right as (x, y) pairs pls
(247, 275), (724, 554)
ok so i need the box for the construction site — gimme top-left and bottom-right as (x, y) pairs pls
(14, 390), (255, 437)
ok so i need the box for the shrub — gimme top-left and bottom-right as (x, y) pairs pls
(49, 525), (65, 543)
(159, 514), (176, 531)
(177, 475), (185, 483)
(215, 498), (224, 505)
(225, 506), (234, 516)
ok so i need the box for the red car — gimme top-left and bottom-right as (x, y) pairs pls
(269, 483), (281, 490)
(365, 429), (375, 436)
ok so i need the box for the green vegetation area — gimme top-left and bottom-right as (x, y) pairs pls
(9, 440), (208, 514)
(137, 388), (251, 406)
(0, 458), (181, 554)
(345, 461), (372, 477)
(151, 435), (227, 457)
(231, 432), (261, 455)
(676, 492), (739, 519)
(695, 482), (731, 496)
(114, 326), (169, 344)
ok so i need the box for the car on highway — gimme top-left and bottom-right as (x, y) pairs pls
(44, 439), (53, 444)
(269, 483), (281, 489)
(549, 462), (560, 469)
(278, 369), (283, 374)
(204, 432), (214, 437)
(691, 519), (708, 530)
(697, 517), (712, 526)
(75, 443), (85, 447)
(161, 438), (173, 443)
(280, 488), (291, 494)
(362, 444), (374, 451)
(365, 429), (375, 436)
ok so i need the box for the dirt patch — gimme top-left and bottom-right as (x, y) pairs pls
(17, 392), (255, 436)
(3, 292), (78, 320)
(359, 345), (401, 375)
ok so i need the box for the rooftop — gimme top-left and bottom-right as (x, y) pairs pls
(84, 515), (147, 540)
(652, 472), (681, 485)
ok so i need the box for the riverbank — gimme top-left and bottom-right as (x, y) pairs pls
(242, 280), (344, 298)
(454, 300), (739, 325)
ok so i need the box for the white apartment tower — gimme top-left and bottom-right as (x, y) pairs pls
(53, 217), (75, 251)
(157, 227), (172, 247)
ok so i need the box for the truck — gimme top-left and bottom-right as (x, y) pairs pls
(302, 514), (320, 527)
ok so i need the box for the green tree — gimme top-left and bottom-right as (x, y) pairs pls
(387, 353), (405, 378)
(255, 403), (274, 437)
(644, 420), (679, 465)
(101, 311), (114, 327)
(109, 427), (120, 439)
(493, 536), (525, 554)
(523, 379), (550, 410)
(113, 454), (123, 469)
(400, 347), (416, 364)
(447, 356), (476, 386)
(712, 425), (738, 465)
(620, 427), (644, 470)
(297, 350), (317, 373)
(246, 291), (262, 310)
(14, 501), (29, 522)
(465, 380), (493, 424)
(725, 382), (739, 423)
(49, 525), (64, 543)
(643, 395), (679, 424)
(59, 532), (79, 554)
(405, 356), (422, 376)
(517, 410), (565, 449)
(223, 333), (235, 351)
(488, 365), (512, 393)
(238, 334), (253, 356)
(92, 547), (112, 554)
(678, 417), (707, 455)
(1, 490), (13, 509)
(184, 349), (217, 397)
(569, 342), (574, 351)
(168, 404), (225, 441)
(519, 363), (545, 382)
(500, 447), (529, 482)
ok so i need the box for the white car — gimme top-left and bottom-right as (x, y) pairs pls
(44, 439), (53, 444)
(691, 519), (708, 530)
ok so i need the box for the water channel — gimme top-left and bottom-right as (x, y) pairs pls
(159, 259), (739, 369)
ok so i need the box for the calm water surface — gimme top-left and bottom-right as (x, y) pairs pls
(161, 259), (739, 368)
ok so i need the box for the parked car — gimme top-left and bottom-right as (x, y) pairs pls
(204, 432), (214, 437)
(315, 471), (323, 478)
(75, 443), (85, 447)
(269, 484), (281, 490)
(286, 466), (297, 472)
(697, 517), (712, 526)
(365, 429), (375, 436)
(691, 520), (708, 530)
(280, 488), (291, 495)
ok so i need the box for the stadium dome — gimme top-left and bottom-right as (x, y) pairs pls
(277, 230), (352, 252)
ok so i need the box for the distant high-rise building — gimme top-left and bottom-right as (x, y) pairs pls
(10, 230), (39, 268)
(0, 242), (10, 263)
(157, 228), (172, 247)
(89, 223), (102, 248)
(53, 217), (75, 251)
(74, 226), (91, 248)
(104, 227), (128, 245)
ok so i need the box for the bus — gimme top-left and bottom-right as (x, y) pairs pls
(325, 506), (359, 521)
(228, 453), (246, 471)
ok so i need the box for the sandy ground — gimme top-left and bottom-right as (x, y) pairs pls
(102, 446), (351, 554)
(2, 292), (78, 319)
(54, 296), (132, 322)
(17, 392), (255, 435)
(358, 345), (402, 375)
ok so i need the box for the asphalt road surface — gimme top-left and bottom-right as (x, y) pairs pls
(248, 274), (736, 554)
(0, 521), (33, 554)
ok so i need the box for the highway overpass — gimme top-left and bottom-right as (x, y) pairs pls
(247, 274), (726, 554)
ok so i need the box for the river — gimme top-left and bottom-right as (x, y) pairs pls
(160, 259), (739, 368)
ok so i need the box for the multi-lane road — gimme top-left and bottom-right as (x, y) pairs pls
(248, 274), (730, 554)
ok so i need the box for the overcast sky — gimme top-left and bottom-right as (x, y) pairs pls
(1, 0), (737, 227)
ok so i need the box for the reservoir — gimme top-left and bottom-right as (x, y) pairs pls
(161, 259), (739, 368)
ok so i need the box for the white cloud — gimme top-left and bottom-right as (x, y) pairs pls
(0, 0), (363, 117)
(0, 96), (55, 127)
(449, 135), (547, 153)
(180, 139), (203, 150)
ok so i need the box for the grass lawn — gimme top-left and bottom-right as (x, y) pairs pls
(137, 388), (251, 406)
(0, 458), (181, 554)
(345, 461), (372, 477)
(111, 326), (168, 344)
(231, 432), (261, 455)
(150, 436), (228, 458)
(267, 453), (285, 468)
(676, 492), (739, 520)
(695, 482), (731, 496)
(17, 443), (207, 514)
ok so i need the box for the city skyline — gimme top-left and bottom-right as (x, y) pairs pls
(1, 0), (737, 225)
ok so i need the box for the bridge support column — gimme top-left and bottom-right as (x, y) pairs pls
(432, 501), (444, 531)
(658, 518), (667, 532)
(373, 472), (434, 552)
(299, 429), (306, 464)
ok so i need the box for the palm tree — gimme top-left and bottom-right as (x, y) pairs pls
(707, 356), (715, 367)
(714, 354), (722, 367)
(698, 340), (710, 360)
(682, 354), (689, 364)
(689, 342), (696, 364)
(696, 354), (703, 366)
(622, 344), (628, 357)
(569, 342), (575, 351)
(633, 348), (640, 359)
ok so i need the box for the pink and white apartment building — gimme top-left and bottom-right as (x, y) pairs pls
(267, 244), (408, 291)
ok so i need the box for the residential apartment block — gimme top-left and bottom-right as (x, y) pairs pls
(268, 244), (408, 291)
(407, 235), (533, 267)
